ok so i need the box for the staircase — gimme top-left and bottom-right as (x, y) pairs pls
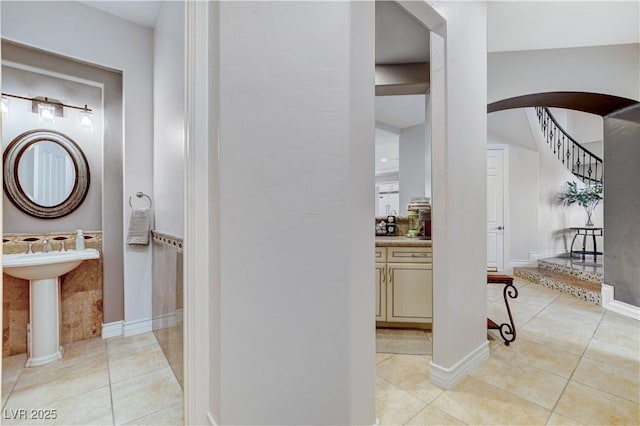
(514, 259), (603, 305)
(535, 107), (603, 185)
(513, 108), (605, 305)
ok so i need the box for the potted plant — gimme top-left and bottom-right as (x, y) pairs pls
(559, 181), (603, 227)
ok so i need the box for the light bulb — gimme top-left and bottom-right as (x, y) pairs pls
(1, 96), (8, 119)
(38, 103), (56, 124)
(80, 110), (93, 129)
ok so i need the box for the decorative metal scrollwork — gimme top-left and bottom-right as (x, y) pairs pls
(535, 107), (603, 185)
(499, 283), (518, 345)
(487, 277), (519, 346)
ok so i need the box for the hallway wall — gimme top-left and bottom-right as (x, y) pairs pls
(153, 0), (185, 238)
(208, 1), (376, 423)
(488, 44), (640, 105)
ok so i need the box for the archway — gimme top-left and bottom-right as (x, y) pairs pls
(488, 91), (637, 117)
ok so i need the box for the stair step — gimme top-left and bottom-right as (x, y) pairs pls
(513, 266), (601, 305)
(538, 259), (603, 284)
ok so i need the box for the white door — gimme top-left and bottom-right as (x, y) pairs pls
(487, 149), (505, 271)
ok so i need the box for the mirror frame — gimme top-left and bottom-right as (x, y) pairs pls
(3, 129), (90, 219)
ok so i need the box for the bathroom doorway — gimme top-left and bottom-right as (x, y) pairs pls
(1, 2), (186, 424)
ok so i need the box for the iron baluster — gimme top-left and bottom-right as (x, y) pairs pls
(536, 107), (603, 185)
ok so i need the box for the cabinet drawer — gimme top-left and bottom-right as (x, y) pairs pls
(387, 247), (431, 263)
(375, 247), (387, 262)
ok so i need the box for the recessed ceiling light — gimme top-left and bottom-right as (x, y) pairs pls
(380, 158), (388, 162)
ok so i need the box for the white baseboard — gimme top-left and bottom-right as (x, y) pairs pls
(430, 341), (490, 389)
(103, 318), (154, 338)
(529, 249), (566, 261)
(152, 312), (178, 330)
(601, 284), (614, 307)
(123, 318), (153, 337)
(602, 284), (640, 320)
(101, 321), (124, 339)
(509, 259), (535, 268)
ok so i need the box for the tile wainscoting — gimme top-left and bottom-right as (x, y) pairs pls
(2, 231), (103, 357)
(151, 230), (183, 388)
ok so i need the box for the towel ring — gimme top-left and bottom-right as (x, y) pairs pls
(129, 191), (152, 208)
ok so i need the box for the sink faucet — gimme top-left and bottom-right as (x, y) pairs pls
(42, 239), (52, 253)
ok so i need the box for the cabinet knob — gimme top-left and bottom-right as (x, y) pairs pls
(497, 226), (504, 230)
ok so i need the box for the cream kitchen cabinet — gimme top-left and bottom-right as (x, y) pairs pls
(375, 247), (387, 321)
(375, 244), (432, 324)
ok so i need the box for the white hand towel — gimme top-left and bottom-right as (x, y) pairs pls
(127, 207), (150, 245)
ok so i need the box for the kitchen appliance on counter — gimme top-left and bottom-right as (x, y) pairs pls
(407, 197), (431, 239)
(418, 209), (431, 240)
(376, 215), (398, 236)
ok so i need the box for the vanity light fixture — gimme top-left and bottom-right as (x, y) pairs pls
(79, 108), (93, 129)
(1, 96), (8, 119)
(380, 158), (388, 162)
(1, 92), (93, 126)
(38, 103), (56, 123)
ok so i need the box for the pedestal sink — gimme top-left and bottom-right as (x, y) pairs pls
(2, 249), (100, 366)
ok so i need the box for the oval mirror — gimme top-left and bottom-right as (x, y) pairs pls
(3, 129), (90, 219)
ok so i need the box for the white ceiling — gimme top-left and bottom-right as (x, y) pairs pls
(376, 95), (425, 129)
(78, 1), (162, 29)
(376, 1), (430, 64)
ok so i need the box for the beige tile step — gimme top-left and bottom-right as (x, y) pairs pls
(514, 267), (601, 305)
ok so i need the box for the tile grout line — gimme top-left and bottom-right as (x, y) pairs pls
(105, 340), (117, 426)
(120, 401), (183, 426)
(479, 284), (581, 423)
(1, 357), (26, 411)
(404, 389), (468, 426)
(543, 300), (607, 424)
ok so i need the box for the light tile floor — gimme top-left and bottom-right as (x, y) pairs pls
(376, 278), (640, 425)
(2, 333), (183, 425)
(2, 278), (638, 425)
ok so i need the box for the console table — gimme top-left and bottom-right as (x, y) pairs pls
(570, 227), (603, 261)
(487, 274), (518, 346)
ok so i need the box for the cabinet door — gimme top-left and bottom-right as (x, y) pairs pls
(375, 263), (387, 321)
(386, 263), (432, 323)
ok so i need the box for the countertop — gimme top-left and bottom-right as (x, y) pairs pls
(375, 236), (432, 247)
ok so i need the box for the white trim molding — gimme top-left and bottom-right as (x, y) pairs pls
(185, 1), (215, 424)
(123, 318), (153, 337)
(102, 319), (154, 338)
(529, 249), (567, 261)
(430, 341), (490, 389)
(152, 312), (178, 330)
(101, 321), (123, 339)
(488, 144), (510, 273)
(510, 259), (535, 268)
(602, 284), (640, 320)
